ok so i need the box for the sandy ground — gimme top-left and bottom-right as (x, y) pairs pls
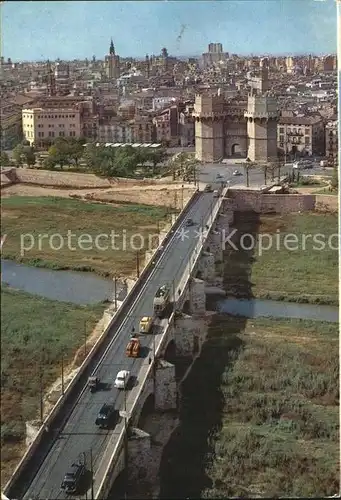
(1, 183), (196, 208)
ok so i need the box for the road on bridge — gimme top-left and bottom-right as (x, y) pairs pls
(19, 191), (219, 500)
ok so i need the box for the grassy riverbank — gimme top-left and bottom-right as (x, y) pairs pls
(223, 212), (338, 305)
(1, 196), (170, 278)
(160, 316), (339, 498)
(0, 286), (105, 487)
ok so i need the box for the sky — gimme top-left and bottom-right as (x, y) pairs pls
(1, 0), (338, 62)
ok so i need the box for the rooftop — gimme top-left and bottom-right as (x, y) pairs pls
(279, 116), (322, 125)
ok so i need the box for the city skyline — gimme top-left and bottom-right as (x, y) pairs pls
(2, 0), (338, 62)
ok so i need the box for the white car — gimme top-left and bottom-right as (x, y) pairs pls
(216, 173), (223, 179)
(114, 370), (130, 390)
(233, 170), (242, 176)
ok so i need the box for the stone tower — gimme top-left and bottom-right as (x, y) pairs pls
(105, 39), (120, 80)
(244, 59), (278, 162)
(193, 93), (225, 162)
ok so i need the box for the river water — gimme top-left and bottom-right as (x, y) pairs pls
(1, 259), (339, 321)
(216, 297), (339, 323)
(1, 259), (118, 305)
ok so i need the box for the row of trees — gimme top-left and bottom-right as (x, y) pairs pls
(41, 138), (170, 178)
(243, 159), (283, 187)
(1, 142), (35, 168)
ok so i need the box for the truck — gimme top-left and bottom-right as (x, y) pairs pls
(126, 337), (140, 357)
(153, 285), (170, 318)
(139, 316), (153, 334)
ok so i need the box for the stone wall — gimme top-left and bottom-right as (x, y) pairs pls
(15, 169), (113, 188)
(154, 360), (177, 411)
(230, 190), (316, 214)
(315, 194), (338, 212)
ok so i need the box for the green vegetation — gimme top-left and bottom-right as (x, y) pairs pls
(18, 137), (170, 178)
(160, 316), (339, 498)
(224, 212), (338, 305)
(1, 196), (170, 277)
(170, 151), (200, 182)
(13, 143), (36, 167)
(315, 188), (339, 196)
(0, 152), (11, 167)
(0, 286), (105, 486)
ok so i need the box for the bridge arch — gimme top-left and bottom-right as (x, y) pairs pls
(164, 339), (176, 364)
(137, 393), (155, 429)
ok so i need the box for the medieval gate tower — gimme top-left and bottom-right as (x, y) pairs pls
(244, 60), (279, 162)
(194, 59), (279, 163)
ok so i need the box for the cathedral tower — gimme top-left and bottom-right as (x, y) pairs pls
(105, 38), (120, 80)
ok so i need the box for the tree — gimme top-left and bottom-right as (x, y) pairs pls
(243, 158), (256, 188)
(68, 138), (84, 166)
(26, 148), (36, 168)
(45, 144), (69, 170)
(12, 144), (36, 167)
(13, 145), (25, 166)
(330, 167), (338, 191)
(148, 148), (167, 175)
(258, 163), (267, 185)
(267, 162), (277, 182)
(0, 152), (10, 167)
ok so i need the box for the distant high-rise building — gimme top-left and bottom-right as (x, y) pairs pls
(202, 43), (228, 68)
(208, 43), (223, 54)
(105, 39), (120, 80)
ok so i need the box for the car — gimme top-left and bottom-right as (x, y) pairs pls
(213, 190), (219, 198)
(186, 218), (194, 227)
(88, 376), (100, 393)
(114, 370), (130, 389)
(216, 173), (223, 179)
(204, 184), (213, 192)
(233, 170), (242, 176)
(95, 403), (117, 429)
(61, 462), (85, 494)
(139, 316), (153, 334)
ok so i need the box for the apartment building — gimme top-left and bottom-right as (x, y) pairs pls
(1, 94), (36, 149)
(152, 105), (179, 146)
(277, 116), (325, 158)
(325, 120), (338, 165)
(98, 119), (133, 143)
(179, 105), (195, 147)
(153, 113), (171, 144)
(131, 115), (154, 143)
(22, 106), (81, 146)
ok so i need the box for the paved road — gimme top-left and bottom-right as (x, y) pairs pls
(198, 160), (333, 187)
(22, 191), (218, 500)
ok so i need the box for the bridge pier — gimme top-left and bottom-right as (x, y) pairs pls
(188, 278), (206, 315)
(198, 251), (215, 282)
(174, 313), (208, 358)
(127, 427), (152, 483)
(155, 360), (177, 411)
(206, 229), (223, 262)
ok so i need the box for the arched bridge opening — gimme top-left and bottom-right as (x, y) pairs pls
(137, 393), (155, 429)
(164, 339), (176, 365)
